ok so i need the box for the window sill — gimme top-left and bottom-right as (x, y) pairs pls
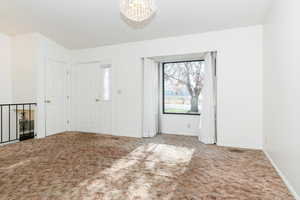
(163, 112), (201, 116)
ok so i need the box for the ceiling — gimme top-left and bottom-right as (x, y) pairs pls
(0, 0), (272, 49)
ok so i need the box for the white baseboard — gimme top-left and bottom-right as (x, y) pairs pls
(160, 131), (198, 137)
(264, 150), (300, 200)
(217, 142), (262, 150)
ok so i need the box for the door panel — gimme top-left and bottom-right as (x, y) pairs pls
(45, 59), (67, 136)
(72, 63), (97, 132)
(72, 62), (112, 134)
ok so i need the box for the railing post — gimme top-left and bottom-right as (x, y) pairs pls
(29, 105), (31, 136)
(1, 106), (2, 143)
(22, 104), (25, 136)
(8, 105), (10, 141)
(16, 105), (18, 140)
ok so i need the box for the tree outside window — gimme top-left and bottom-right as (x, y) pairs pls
(163, 60), (205, 115)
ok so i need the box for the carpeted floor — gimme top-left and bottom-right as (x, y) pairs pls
(0, 132), (294, 200)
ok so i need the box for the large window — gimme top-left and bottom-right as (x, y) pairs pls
(163, 60), (205, 115)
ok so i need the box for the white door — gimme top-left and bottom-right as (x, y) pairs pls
(72, 62), (112, 134)
(45, 59), (67, 136)
(72, 63), (98, 133)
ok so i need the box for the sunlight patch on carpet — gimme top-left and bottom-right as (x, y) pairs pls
(63, 143), (195, 200)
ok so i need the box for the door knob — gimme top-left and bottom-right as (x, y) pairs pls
(45, 100), (51, 103)
(95, 99), (100, 102)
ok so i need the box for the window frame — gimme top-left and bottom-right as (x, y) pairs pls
(162, 60), (204, 116)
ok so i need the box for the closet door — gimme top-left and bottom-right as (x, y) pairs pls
(72, 63), (98, 133)
(45, 59), (67, 136)
(72, 62), (112, 134)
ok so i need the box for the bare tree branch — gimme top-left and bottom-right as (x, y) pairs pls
(164, 61), (205, 112)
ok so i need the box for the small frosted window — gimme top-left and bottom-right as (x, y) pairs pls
(102, 66), (111, 101)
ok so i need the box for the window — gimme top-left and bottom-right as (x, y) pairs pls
(100, 64), (111, 101)
(163, 60), (205, 115)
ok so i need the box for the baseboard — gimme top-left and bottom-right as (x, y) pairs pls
(160, 132), (198, 137)
(264, 150), (300, 200)
(217, 142), (262, 150)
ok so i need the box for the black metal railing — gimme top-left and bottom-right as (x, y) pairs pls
(0, 103), (37, 144)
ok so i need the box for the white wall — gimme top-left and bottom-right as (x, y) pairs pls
(0, 33), (12, 104)
(160, 115), (200, 136)
(3, 26), (263, 149)
(0, 33), (14, 143)
(12, 33), (70, 138)
(263, 0), (300, 198)
(71, 25), (263, 149)
(12, 34), (38, 103)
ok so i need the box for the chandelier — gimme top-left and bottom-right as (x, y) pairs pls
(120, 0), (156, 22)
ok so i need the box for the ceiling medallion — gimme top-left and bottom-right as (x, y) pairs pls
(120, 0), (156, 22)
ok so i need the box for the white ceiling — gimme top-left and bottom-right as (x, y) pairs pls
(0, 0), (272, 49)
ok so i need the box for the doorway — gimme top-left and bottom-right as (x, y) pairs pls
(71, 62), (112, 134)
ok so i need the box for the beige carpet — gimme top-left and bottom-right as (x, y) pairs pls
(0, 132), (294, 200)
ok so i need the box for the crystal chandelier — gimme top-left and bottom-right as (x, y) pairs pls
(120, 0), (156, 22)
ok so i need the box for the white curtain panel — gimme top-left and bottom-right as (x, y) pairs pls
(199, 52), (217, 144)
(142, 58), (159, 138)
